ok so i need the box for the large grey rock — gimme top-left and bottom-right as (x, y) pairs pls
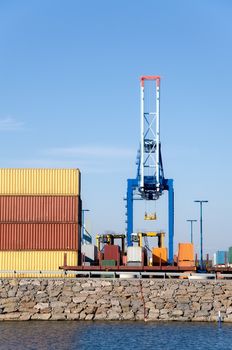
(85, 314), (94, 320)
(122, 311), (135, 320)
(94, 312), (107, 320)
(79, 311), (87, 320)
(72, 286), (82, 293)
(49, 289), (62, 298)
(194, 310), (210, 317)
(4, 304), (18, 313)
(34, 303), (49, 311)
(85, 306), (97, 314)
(51, 314), (66, 320)
(31, 313), (51, 320)
(50, 301), (67, 308)
(8, 287), (18, 298)
(201, 303), (213, 311)
(171, 310), (183, 317)
(107, 311), (120, 320)
(67, 313), (80, 320)
(73, 296), (87, 304)
(19, 313), (31, 320)
(0, 312), (21, 320)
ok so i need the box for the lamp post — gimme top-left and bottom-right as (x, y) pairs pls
(186, 219), (197, 244)
(82, 209), (90, 244)
(194, 200), (208, 269)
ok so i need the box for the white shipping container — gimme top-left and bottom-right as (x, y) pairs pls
(82, 244), (98, 263)
(127, 246), (142, 263)
(213, 253), (217, 266)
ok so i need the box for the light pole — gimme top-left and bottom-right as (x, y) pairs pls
(82, 209), (90, 244)
(194, 200), (208, 269)
(186, 219), (197, 244)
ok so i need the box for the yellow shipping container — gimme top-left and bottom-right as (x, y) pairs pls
(0, 169), (80, 196)
(0, 251), (78, 278)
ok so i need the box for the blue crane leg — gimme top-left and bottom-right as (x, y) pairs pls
(167, 179), (174, 263)
(126, 179), (138, 247)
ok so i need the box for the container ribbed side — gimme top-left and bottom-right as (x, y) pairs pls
(0, 251), (77, 278)
(0, 169), (80, 195)
(0, 196), (80, 222)
(0, 223), (80, 250)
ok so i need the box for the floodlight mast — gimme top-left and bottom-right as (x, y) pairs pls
(194, 200), (208, 270)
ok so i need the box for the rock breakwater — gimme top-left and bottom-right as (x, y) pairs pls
(0, 279), (232, 322)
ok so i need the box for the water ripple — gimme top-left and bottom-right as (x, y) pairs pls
(0, 321), (231, 350)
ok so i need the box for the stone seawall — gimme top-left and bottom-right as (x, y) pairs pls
(0, 279), (232, 322)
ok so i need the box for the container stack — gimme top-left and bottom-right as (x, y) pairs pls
(0, 169), (81, 277)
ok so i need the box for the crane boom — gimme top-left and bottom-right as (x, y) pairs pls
(125, 76), (174, 263)
(139, 76), (164, 200)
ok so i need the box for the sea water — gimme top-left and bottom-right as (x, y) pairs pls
(0, 321), (231, 350)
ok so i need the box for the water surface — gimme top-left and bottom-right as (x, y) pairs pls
(0, 321), (231, 350)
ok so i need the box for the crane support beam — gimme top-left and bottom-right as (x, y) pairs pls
(167, 179), (174, 263)
(126, 178), (138, 247)
(126, 177), (174, 262)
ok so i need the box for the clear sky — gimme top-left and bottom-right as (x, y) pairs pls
(0, 0), (232, 257)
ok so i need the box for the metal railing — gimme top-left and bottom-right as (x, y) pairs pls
(0, 270), (232, 280)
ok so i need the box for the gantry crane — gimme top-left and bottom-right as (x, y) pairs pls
(125, 76), (174, 263)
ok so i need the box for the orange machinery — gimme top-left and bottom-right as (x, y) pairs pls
(178, 243), (195, 267)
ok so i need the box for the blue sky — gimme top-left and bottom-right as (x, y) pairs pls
(0, 0), (232, 257)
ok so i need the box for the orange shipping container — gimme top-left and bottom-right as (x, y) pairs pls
(178, 260), (195, 268)
(152, 247), (168, 265)
(178, 243), (194, 261)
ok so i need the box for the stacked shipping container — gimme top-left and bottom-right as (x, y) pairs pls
(0, 169), (81, 277)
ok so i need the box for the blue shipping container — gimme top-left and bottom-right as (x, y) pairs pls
(216, 251), (227, 265)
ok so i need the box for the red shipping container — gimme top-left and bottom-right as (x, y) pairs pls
(0, 196), (80, 223)
(104, 245), (120, 265)
(0, 223), (80, 250)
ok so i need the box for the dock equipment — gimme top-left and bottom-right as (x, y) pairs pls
(132, 231), (165, 248)
(96, 234), (126, 254)
(144, 212), (157, 220)
(125, 76), (174, 263)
